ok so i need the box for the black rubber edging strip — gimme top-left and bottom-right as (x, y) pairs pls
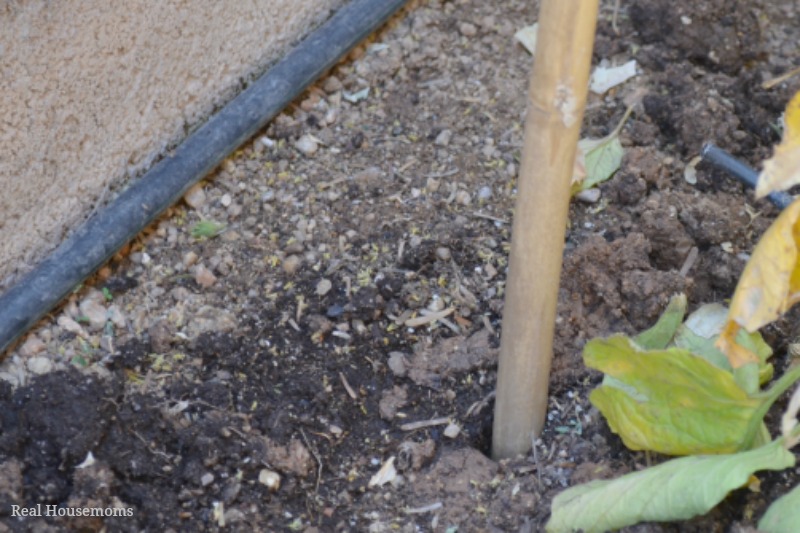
(0, 0), (409, 356)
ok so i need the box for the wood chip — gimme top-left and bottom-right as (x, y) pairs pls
(679, 246), (699, 277)
(405, 307), (455, 327)
(405, 502), (443, 514)
(400, 416), (451, 431)
(471, 211), (509, 224)
(339, 372), (357, 400)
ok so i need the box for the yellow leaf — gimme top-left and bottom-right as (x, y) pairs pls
(756, 90), (800, 198)
(717, 198), (800, 367)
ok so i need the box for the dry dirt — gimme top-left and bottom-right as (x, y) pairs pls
(2, 0), (800, 531)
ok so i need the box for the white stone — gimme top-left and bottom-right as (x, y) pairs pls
(27, 356), (54, 375)
(258, 469), (281, 491)
(316, 278), (332, 296)
(295, 134), (318, 156)
(443, 423), (461, 439)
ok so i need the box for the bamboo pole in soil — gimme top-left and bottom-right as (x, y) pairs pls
(492, 0), (599, 460)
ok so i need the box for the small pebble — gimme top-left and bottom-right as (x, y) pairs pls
(148, 320), (174, 353)
(58, 315), (87, 337)
(326, 304), (345, 318)
(477, 186), (492, 201)
(184, 183), (207, 209)
(455, 190), (472, 205)
(194, 265), (217, 288)
(201, 473), (215, 487)
(322, 76), (343, 93)
(435, 247), (452, 261)
(324, 107), (339, 125)
(18, 336), (46, 357)
(220, 193), (232, 207)
(100, 336), (114, 352)
(459, 22), (478, 37)
(284, 241), (305, 255)
(261, 189), (276, 203)
(443, 423), (461, 439)
(79, 298), (108, 332)
(107, 305), (127, 329)
(434, 129), (452, 146)
(295, 135), (319, 156)
(576, 188), (601, 203)
(387, 352), (408, 377)
(282, 255), (302, 275)
(183, 251), (199, 268)
(316, 279), (333, 297)
(427, 297), (445, 312)
(27, 356), (53, 375)
(258, 469), (281, 491)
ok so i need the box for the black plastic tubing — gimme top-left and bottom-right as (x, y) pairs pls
(0, 0), (408, 356)
(701, 143), (793, 209)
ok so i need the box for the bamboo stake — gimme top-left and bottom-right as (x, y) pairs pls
(492, 0), (599, 460)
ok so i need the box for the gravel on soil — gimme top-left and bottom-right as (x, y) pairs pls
(2, 0), (800, 531)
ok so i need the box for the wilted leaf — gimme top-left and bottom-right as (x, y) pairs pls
(717, 198), (800, 368)
(759, 482), (800, 533)
(571, 106), (632, 194)
(585, 336), (800, 455)
(572, 137), (624, 193)
(514, 23), (538, 55)
(684, 155), (701, 185)
(547, 438), (795, 533)
(755, 90), (800, 198)
(343, 87), (370, 104)
(368, 456), (397, 487)
(633, 293), (686, 350)
(589, 60), (638, 95)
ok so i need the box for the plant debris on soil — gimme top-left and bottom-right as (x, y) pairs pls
(2, 0), (800, 531)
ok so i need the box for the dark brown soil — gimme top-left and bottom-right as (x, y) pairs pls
(2, 0), (800, 531)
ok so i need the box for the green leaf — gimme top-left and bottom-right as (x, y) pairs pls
(759, 482), (800, 532)
(547, 439), (795, 533)
(634, 293), (687, 350)
(578, 136), (624, 191)
(586, 336), (763, 455)
(191, 220), (226, 239)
